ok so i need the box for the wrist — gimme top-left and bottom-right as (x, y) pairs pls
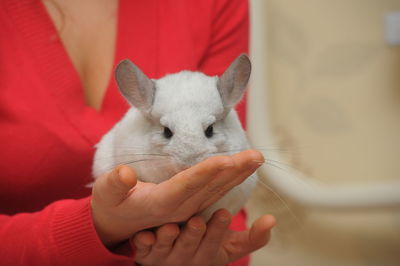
(90, 198), (131, 247)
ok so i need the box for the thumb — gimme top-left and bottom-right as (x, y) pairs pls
(94, 165), (138, 206)
(226, 214), (275, 261)
(248, 214), (275, 249)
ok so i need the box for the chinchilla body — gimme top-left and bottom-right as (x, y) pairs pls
(93, 54), (257, 220)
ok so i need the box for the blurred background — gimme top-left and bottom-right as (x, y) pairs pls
(245, 0), (400, 265)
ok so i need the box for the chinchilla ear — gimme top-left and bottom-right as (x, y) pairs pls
(217, 54), (251, 114)
(115, 59), (155, 114)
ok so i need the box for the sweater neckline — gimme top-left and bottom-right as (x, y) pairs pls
(5, 0), (160, 145)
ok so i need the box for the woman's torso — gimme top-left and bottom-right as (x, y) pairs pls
(0, 0), (247, 214)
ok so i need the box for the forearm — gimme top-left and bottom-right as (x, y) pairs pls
(0, 197), (134, 265)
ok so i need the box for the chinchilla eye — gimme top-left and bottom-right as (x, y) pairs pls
(163, 127), (173, 139)
(205, 125), (214, 138)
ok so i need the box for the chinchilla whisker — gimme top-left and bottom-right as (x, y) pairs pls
(107, 146), (169, 152)
(105, 158), (170, 172)
(121, 153), (171, 157)
(208, 147), (278, 155)
(263, 161), (292, 175)
(266, 158), (298, 171)
(211, 147), (291, 153)
(209, 147), (301, 156)
(251, 145), (301, 151)
(209, 150), (242, 156)
(259, 149), (302, 155)
(255, 142), (316, 149)
(107, 145), (153, 149)
(98, 146), (170, 154)
(119, 158), (169, 165)
(252, 147), (305, 156)
(94, 153), (172, 161)
(250, 175), (300, 223)
(102, 146), (168, 152)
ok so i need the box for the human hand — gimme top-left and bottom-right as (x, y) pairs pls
(91, 150), (264, 247)
(131, 209), (275, 266)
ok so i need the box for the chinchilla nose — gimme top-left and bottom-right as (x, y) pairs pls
(178, 148), (208, 167)
(172, 136), (208, 167)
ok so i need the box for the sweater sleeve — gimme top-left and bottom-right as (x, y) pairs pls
(0, 197), (134, 266)
(198, 0), (249, 127)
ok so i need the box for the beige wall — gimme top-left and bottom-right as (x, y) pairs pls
(260, 0), (400, 183)
(247, 0), (400, 265)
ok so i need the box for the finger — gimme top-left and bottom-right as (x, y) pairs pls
(194, 150), (264, 209)
(225, 214), (276, 261)
(194, 209), (232, 263)
(93, 165), (137, 207)
(219, 149), (264, 189)
(248, 215), (276, 248)
(131, 231), (156, 261)
(168, 216), (206, 262)
(159, 155), (235, 204)
(150, 224), (180, 259)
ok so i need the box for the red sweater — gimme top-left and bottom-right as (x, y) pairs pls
(0, 0), (249, 265)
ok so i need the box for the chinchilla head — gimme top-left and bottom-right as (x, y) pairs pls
(115, 54), (251, 168)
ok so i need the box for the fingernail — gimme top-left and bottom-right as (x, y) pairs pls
(252, 160), (265, 166)
(188, 217), (204, 232)
(218, 216), (229, 224)
(189, 225), (202, 232)
(219, 215), (230, 223)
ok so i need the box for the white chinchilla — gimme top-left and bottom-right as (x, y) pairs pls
(92, 54), (257, 221)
